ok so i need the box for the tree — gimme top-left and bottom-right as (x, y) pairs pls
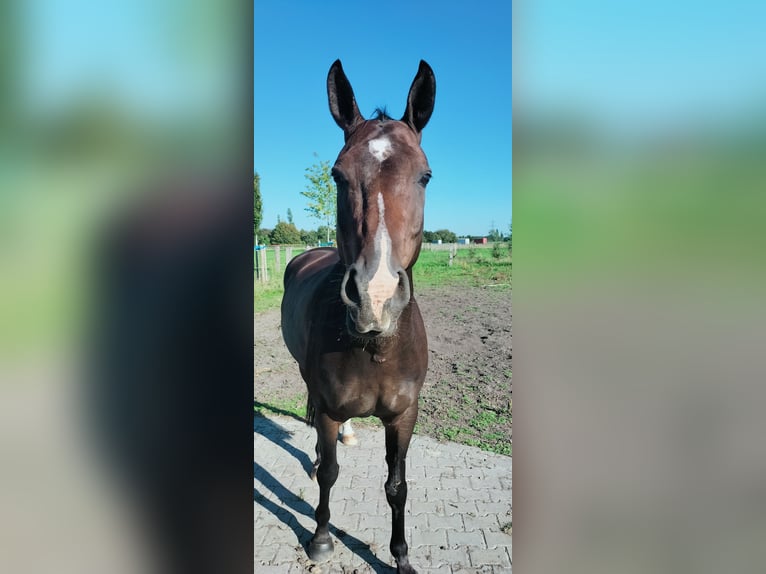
(253, 172), (262, 243)
(302, 158), (336, 243)
(287, 208), (294, 225)
(316, 225), (336, 244)
(257, 228), (272, 245)
(434, 229), (457, 243)
(300, 228), (319, 246)
(270, 221), (301, 245)
(488, 220), (503, 242)
(423, 230), (436, 243)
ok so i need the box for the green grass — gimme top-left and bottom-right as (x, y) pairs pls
(469, 410), (509, 431)
(253, 246), (306, 313)
(254, 395), (307, 419)
(253, 244), (512, 313)
(413, 246), (512, 288)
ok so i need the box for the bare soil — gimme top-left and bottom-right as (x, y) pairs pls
(254, 285), (512, 454)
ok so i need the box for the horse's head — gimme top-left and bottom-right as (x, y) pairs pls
(327, 60), (435, 338)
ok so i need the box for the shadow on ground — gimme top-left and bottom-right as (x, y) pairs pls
(254, 416), (394, 572)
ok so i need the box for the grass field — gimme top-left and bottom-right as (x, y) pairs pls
(253, 247), (307, 313)
(253, 243), (512, 313)
(414, 244), (512, 288)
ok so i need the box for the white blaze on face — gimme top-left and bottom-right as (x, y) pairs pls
(368, 137), (392, 162)
(367, 193), (399, 324)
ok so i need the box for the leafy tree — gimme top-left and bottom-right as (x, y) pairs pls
(253, 172), (262, 242)
(316, 225), (336, 244)
(434, 229), (458, 243)
(302, 158), (337, 243)
(287, 208), (294, 224)
(257, 228), (272, 245)
(422, 230), (436, 243)
(270, 221), (301, 245)
(300, 229), (319, 246)
(488, 220), (503, 242)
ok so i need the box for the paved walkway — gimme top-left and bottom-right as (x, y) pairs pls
(254, 414), (512, 573)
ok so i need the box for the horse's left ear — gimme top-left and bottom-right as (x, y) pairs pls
(402, 60), (436, 135)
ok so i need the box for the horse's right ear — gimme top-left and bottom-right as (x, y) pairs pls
(327, 60), (363, 138)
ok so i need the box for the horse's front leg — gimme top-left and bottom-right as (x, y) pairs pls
(310, 441), (321, 481)
(308, 412), (341, 562)
(384, 405), (418, 574)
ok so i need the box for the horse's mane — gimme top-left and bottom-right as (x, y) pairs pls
(372, 107), (393, 122)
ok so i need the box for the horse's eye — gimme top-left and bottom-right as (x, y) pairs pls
(419, 172), (432, 187)
(331, 168), (346, 184)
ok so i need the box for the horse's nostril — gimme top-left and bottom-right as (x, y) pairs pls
(344, 268), (361, 307)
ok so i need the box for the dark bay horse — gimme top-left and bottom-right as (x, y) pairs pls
(281, 60), (435, 574)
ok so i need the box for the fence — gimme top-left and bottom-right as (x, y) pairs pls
(420, 242), (497, 251)
(254, 245), (307, 282)
(256, 241), (506, 281)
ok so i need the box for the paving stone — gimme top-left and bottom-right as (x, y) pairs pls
(462, 513), (501, 531)
(475, 500), (510, 516)
(255, 414), (512, 573)
(457, 488), (494, 502)
(483, 530), (513, 549)
(410, 526), (448, 547)
(418, 545), (471, 569)
(468, 547), (512, 568)
(446, 528), (486, 547)
(443, 500), (480, 516)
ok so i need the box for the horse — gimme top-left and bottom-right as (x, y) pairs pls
(281, 59), (435, 574)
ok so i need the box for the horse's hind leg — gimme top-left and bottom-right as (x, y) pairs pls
(384, 406), (418, 574)
(340, 420), (358, 445)
(308, 412), (341, 562)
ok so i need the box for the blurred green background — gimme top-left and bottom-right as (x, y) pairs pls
(0, 1), (249, 363)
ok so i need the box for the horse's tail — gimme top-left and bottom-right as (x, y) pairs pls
(305, 397), (316, 428)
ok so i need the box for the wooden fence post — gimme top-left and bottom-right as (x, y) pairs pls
(274, 245), (281, 271)
(256, 248), (268, 282)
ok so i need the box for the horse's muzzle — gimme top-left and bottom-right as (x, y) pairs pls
(340, 263), (410, 337)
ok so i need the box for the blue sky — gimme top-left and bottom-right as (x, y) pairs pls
(521, 1), (766, 135)
(254, 1), (513, 237)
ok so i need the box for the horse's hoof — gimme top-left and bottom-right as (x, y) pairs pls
(307, 538), (334, 562)
(397, 564), (417, 574)
(341, 433), (358, 446)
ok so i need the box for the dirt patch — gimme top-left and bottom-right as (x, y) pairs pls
(254, 285), (512, 455)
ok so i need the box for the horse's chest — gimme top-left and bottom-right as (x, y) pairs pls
(317, 353), (422, 418)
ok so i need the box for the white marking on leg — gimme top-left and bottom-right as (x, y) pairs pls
(340, 421), (358, 445)
(368, 137), (392, 162)
(368, 194), (399, 324)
